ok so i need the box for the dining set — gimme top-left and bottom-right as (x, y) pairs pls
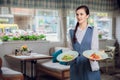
(5, 53), (52, 80)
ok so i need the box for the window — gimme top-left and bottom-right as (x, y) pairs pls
(1, 7), (60, 42)
(67, 11), (76, 30)
(35, 9), (60, 41)
(67, 11), (112, 40)
(89, 12), (112, 39)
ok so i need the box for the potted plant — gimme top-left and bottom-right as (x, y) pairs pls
(20, 45), (29, 55)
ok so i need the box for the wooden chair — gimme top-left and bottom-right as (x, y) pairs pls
(37, 47), (70, 80)
(0, 57), (24, 80)
(105, 46), (115, 73)
(100, 46), (115, 73)
(0, 57), (3, 80)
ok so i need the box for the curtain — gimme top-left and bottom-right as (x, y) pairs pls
(0, 0), (119, 12)
(2, 0), (63, 9)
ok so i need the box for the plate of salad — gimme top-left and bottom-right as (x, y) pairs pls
(57, 51), (79, 62)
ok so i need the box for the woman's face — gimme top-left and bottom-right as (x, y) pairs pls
(76, 8), (89, 24)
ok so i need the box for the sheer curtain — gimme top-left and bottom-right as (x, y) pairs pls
(0, 0), (119, 12)
(0, 0), (119, 43)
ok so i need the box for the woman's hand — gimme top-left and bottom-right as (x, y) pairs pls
(89, 59), (95, 61)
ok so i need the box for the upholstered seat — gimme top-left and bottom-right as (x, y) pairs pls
(37, 61), (70, 80)
(1, 67), (23, 77)
(105, 46), (115, 73)
(37, 47), (71, 80)
(39, 60), (70, 71)
(0, 57), (24, 80)
(99, 46), (115, 73)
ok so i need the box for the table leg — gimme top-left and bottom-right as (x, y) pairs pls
(31, 60), (37, 80)
(21, 61), (26, 76)
(21, 60), (38, 80)
(21, 61), (23, 73)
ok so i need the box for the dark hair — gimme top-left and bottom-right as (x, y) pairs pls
(73, 5), (90, 43)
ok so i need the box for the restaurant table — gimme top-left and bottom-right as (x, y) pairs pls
(5, 53), (52, 80)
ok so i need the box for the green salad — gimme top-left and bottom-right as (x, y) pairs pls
(62, 54), (74, 61)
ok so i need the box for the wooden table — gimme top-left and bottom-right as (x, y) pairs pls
(5, 53), (52, 80)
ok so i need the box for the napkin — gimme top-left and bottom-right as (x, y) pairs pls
(89, 60), (100, 71)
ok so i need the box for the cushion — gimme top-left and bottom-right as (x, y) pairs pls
(55, 47), (71, 52)
(105, 46), (115, 51)
(39, 60), (70, 72)
(59, 62), (69, 65)
(1, 67), (22, 77)
(52, 49), (62, 62)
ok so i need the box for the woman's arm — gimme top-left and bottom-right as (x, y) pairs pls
(91, 27), (99, 50)
(67, 32), (73, 50)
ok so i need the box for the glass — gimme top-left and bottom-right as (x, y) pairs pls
(0, 7), (60, 42)
(66, 11), (112, 40)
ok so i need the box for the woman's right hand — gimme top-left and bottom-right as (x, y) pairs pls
(89, 59), (95, 62)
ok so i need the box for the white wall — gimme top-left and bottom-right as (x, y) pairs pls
(0, 39), (115, 66)
(116, 16), (120, 44)
(0, 41), (64, 66)
(0, 39), (115, 76)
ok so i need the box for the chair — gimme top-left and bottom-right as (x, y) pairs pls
(103, 46), (115, 73)
(36, 47), (70, 80)
(0, 57), (3, 79)
(0, 57), (24, 80)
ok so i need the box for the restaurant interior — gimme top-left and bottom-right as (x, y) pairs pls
(0, 0), (120, 80)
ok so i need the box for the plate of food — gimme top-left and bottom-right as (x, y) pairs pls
(83, 50), (108, 60)
(57, 51), (79, 62)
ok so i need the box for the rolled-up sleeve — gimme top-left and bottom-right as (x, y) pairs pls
(68, 31), (73, 50)
(91, 27), (99, 50)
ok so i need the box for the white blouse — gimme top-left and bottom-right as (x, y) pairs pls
(68, 25), (99, 51)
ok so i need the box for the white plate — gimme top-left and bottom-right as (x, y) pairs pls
(57, 51), (79, 62)
(83, 50), (108, 60)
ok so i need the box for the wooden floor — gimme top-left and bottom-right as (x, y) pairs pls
(38, 68), (120, 80)
(38, 74), (117, 80)
(24, 67), (120, 80)
(23, 73), (119, 80)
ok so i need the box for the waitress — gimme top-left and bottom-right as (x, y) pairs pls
(68, 5), (101, 80)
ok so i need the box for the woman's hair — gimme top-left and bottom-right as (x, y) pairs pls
(72, 5), (90, 43)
